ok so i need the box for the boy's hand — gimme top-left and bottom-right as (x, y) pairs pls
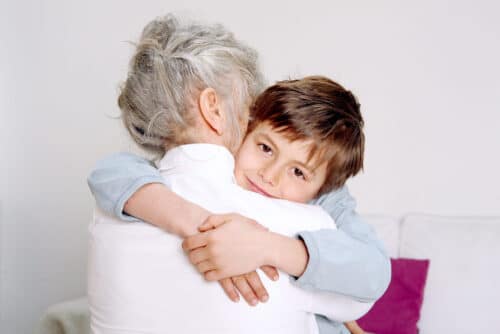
(181, 213), (275, 281)
(219, 266), (279, 306)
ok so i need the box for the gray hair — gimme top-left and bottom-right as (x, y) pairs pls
(118, 14), (265, 155)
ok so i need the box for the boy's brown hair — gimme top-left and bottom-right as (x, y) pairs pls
(248, 76), (365, 196)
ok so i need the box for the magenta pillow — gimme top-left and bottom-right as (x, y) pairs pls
(357, 258), (430, 334)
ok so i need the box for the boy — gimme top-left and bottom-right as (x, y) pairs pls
(89, 76), (389, 333)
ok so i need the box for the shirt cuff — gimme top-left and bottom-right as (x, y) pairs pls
(292, 231), (321, 288)
(113, 175), (165, 222)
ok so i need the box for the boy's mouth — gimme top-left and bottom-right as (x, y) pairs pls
(246, 177), (276, 198)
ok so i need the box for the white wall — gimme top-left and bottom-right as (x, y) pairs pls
(1, 0), (499, 333)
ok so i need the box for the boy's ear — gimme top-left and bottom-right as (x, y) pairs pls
(198, 87), (226, 136)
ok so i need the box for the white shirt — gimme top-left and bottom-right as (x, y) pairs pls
(88, 144), (372, 334)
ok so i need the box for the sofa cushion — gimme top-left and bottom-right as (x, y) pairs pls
(357, 258), (429, 334)
(364, 215), (401, 258)
(399, 214), (500, 334)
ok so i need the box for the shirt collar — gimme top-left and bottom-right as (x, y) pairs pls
(157, 144), (236, 184)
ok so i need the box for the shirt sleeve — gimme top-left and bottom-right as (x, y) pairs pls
(87, 152), (165, 221)
(315, 315), (351, 334)
(294, 186), (391, 302)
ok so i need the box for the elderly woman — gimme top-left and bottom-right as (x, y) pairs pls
(120, 16), (262, 158)
(88, 14), (388, 334)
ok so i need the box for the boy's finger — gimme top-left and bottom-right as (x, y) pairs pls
(198, 221), (214, 232)
(195, 260), (216, 274)
(232, 275), (258, 306)
(182, 233), (209, 251)
(245, 271), (269, 302)
(198, 218), (219, 232)
(219, 278), (240, 302)
(204, 270), (221, 282)
(188, 248), (209, 265)
(260, 265), (279, 281)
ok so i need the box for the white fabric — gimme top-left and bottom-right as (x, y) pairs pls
(399, 214), (500, 334)
(88, 144), (372, 334)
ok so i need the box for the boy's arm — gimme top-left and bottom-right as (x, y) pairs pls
(87, 152), (207, 236)
(295, 186), (391, 302)
(125, 183), (208, 236)
(186, 214), (310, 279)
(87, 153), (273, 304)
(184, 216), (373, 322)
(87, 152), (164, 221)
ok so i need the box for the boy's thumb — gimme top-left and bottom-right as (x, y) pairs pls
(198, 214), (231, 232)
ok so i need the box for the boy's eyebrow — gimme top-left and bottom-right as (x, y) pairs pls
(258, 133), (277, 148)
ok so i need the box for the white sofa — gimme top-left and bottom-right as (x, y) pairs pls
(366, 214), (500, 333)
(37, 214), (500, 334)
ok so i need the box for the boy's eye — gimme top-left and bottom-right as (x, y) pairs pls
(293, 167), (306, 180)
(258, 143), (273, 155)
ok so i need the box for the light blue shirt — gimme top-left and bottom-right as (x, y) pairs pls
(87, 152), (391, 333)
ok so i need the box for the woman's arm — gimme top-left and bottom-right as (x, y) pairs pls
(295, 187), (391, 301)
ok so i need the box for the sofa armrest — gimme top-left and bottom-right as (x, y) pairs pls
(37, 297), (90, 334)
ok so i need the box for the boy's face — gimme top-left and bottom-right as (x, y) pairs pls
(234, 122), (328, 203)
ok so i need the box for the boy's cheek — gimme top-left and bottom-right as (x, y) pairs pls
(233, 169), (245, 188)
(235, 146), (259, 171)
(285, 182), (322, 203)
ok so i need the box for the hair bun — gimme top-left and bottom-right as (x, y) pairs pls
(140, 14), (177, 50)
(134, 47), (156, 73)
(134, 15), (179, 73)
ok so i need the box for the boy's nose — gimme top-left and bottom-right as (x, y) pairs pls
(258, 164), (280, 186)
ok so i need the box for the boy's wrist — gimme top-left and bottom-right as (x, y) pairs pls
(262, 231), (281, 267)
(174, 206), (210, 237)
(263, 232), (309, 277)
